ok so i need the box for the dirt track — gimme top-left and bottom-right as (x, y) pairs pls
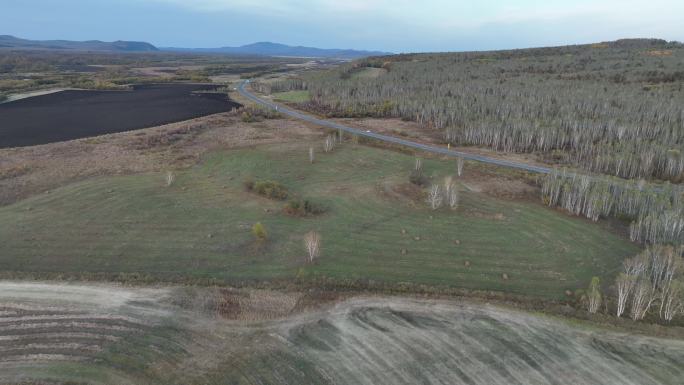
(0, 83), (240, 148)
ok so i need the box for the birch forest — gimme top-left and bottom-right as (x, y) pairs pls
(271, 39), (684, 181)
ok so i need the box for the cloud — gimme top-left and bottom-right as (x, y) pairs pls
(7, 0), (682, 52)
(142, 0), (683, 30)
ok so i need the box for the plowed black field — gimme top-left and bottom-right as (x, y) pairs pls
(0, 84), (240, 148)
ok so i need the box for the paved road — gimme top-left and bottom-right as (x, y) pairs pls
(238, 81), (552, 174)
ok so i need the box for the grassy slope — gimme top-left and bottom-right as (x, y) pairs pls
(0, 142), (638, 298)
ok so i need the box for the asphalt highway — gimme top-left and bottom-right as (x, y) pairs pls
(238, 81), (552, 174)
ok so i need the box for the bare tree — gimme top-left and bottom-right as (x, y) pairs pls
(653, 246), (682, 318)
(426, 184), (443, 210)
(615, 273), (636, 318)
(630, 279), (653, 321)
(448, 189), (460, 209)
(166, 171), (175, 187)
(624, 254), (649, 277)
(587, 277), (602, 314)
(443, 176), (454, 197)
(456, 157), (464, 177)
(662, 279), (684, 322)
(324, 135), (335, 153)
(309, 146), (315, 164)
(415, 158), (423, 173)
(304, 231), (321, 263)
(443, 176), (460, 209)
(338, 128), (343, 143)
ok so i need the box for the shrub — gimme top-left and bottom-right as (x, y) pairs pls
(284, 199), (326, 216)
(252, 222), (267, 241)
(237, 106), (282, 122)
(409, 169), (429, 186)
(241, 111), (257, 123)
(243, 177), (255, 191)
(253, 180), (288, 200)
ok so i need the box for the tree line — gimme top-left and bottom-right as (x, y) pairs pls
(541, 169), (684, 244)
(586, 245), (684, 322)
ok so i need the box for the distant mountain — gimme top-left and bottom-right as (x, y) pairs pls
(0, 35), (158, 52)
(163, 42), (391, 59)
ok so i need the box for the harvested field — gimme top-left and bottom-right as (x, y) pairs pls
(0, 282), (682, 384)
(0, 83), (240, 148)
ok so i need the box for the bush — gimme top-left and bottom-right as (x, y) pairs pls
(409, 169), (429, 186)
(241, 111), (257, 123)
(237, 106), (282, 122)
(252, 222), (267, 240)
(252, 180), (288, 200)
(283, 199), (326, 216)
(243, 177), (255, 191)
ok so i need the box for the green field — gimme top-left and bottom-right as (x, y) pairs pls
(0, 142), (638, 298)
(272, 90), (311, 103)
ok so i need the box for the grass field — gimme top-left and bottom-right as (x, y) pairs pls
(272, 90), (311, 103)
(0, 142), (638, 298)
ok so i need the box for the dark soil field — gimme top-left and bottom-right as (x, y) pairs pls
(0, 83), (240, 148)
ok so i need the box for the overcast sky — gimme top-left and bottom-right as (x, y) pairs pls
(3, 0), (683, 52)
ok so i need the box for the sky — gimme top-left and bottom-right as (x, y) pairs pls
(2, 0), (683, 53)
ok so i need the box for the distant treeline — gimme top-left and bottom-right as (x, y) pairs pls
(266, 39), (684, 181)
(0, 50), (301, 99)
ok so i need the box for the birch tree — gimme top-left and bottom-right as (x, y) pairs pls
(304, 231), (321, 263)
(324, 135), (335, 153)
(615, 273), (636, 317)
(586, 277), (602, 314)
(443, 176), (454, 198)
(630, 279), (653, 321)
(662, 279), (684, 322)
(166, 171), (175, 187)
(426, 184), (443, 210)
(448, 189), (460, 209)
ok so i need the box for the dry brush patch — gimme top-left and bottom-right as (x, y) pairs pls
(0, 113), (318, 206)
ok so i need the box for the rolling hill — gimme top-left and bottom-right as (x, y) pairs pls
(164, 41), (391, 58)
(0, 35), (159, 52)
